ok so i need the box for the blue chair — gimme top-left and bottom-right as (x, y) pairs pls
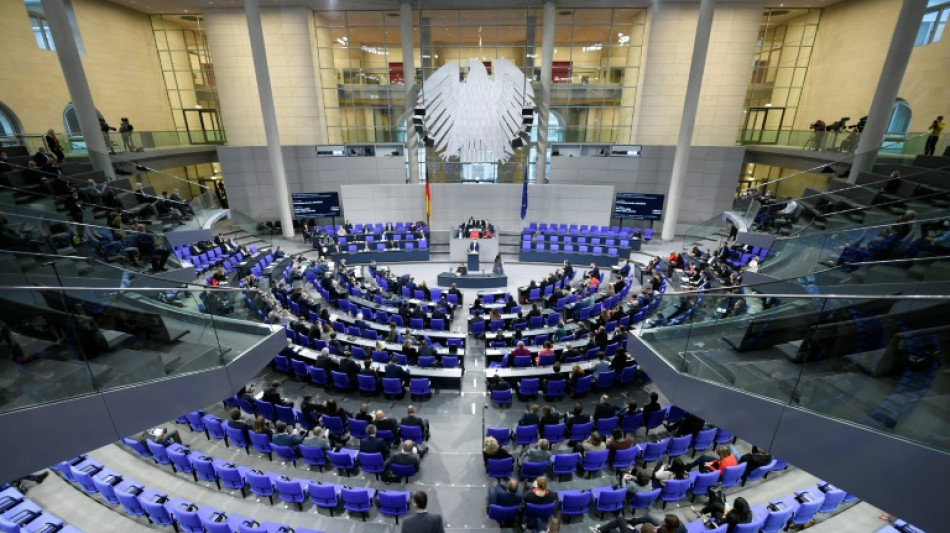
(122, 438), (151, 459)
(299, 445), (327, 471)
(520, 461), (548, 480)
(760, 506), (795, 533)
(141, 494), (177, 529)
(591, 486), (626, 518)
(309, 366), (328, 388)
(188, 453), (218, 486)
(327, 450), (358, 476)
(595, 417), (619, 435)
(168, 499), (204, 533)
(621, 412), (643, 435)
(357, 374), (378, 396)
(572, 375), (593, 397)
(331, 371), (354, 392)
(595, 370), (615, 390)
(544, 379), (567, 401)
(273, 355), (291, 373)
(275, 404), (297, 427)
(248, 432), (273, 461)
(91, 470), (122, 504)
(167, 447), (197, 480)
(203, 415), (229, 446)
(487, 427), (511, 447)
(184, 411), (208, 435)
(568, 421), (594, 443)
(612, 446), (639, 471)
(146, 440), (173, 466)
(743, 459), (778, 486)
(271, 444), (298, 467)
(524, 502), (556, 525)
(212, 461), (247, 496)
(487, 504), (520, 526)
(514, 425), (538, 447)
(348, 419), (369, 441)
(307, 482), (341, 515)
(256, 401), (277, 421)
(641, 438), (669, 463)
(660, 477), (692, 508)
(225, 426), (250, 453)
(358, 452), (386, 480)
(246, 470), (276, 504)
(378, 491), (411, 523)
(551, 453), (580, 481)
(788, 495), (824, 528)
(400, 424), (425, 443)
(628, 488), (661, 516)
(557, 490), (592, 523)
(818, 488), (846, 514)
(390, 462), (418, 483)
(275, 476), (307, 510)
(341, 487), (375, 520)
(543, 423), (566, 444)
(644, 407), (667, 434)
(486, 457), (513, 480)
(692, 428), (717, 456)
(720, 463), (746, 488)
(690, 470), (721, 502)
(667, 435), (692, 458)
(581, 449), (610, 478)
(410, 378), (431, 399)
(715, 427), (735, 445)
(491, 388), (512, 407)
(116, 487), (147, 518)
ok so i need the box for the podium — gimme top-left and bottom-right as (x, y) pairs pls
(467, 252), (479, 273)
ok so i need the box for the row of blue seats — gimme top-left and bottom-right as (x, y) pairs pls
(523, 234), (637, 247)
(522, 223), (652, 240)
(521, 242), (624, 256)
(319, 222), (424, 234)
(53, 451), (398, 531)
(0, 485), (83, 533)
(332, 240), (429, 253)
(326, 232), (427, 245)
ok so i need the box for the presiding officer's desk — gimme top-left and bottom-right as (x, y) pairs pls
(281, 345), (464, 394)
(485, 357), (633, 381)
(330, 331), (466, 361)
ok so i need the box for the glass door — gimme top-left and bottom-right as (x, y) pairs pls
(741, 106), (785, 145)
(182, 109), (223, 145)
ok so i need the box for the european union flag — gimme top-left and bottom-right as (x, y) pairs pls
(520, 167), (529, 220)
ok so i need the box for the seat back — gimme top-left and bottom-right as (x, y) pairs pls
(514, 425), (538, 446)
(720, 463), (746, 488)
(582, 449), (609, 471)
(486, 457), (513, 479)
(543, 423), (565, 443)
(551, 452), (579, 473)
(661, 478), (692, 502)
(488, 504), (520, 524)
(628, 488), (661, 510)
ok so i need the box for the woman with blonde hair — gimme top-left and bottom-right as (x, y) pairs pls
(482, 435), (511, 466)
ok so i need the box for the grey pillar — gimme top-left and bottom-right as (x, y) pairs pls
(661, 0), (715, 241)
(848, 0), (928, 183)
(41, 0), (114, 179)
(535, 2), (556, 184)
(244, 0), (294, 239)
(401, 2), (419, 185)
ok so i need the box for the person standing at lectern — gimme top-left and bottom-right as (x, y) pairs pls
(493, 254), (504, 275)
(469, 240), (480, 252)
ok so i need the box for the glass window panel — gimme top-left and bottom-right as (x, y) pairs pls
(574, 10), (613, 25)
(383, 11), (401, 26)
(934, 9), (949, 42)
(319, 11), (346, 26)
(428, 26), (460, 43)
(419, 10), (458, 26)
(347, 11), (384, 26)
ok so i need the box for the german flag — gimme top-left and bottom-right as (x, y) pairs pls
(425, 180), (432, 225)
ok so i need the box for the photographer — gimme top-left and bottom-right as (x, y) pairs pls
(925, 115), (945, 156)
(99, 118), (117, 154)
(809, 119), (826, 151)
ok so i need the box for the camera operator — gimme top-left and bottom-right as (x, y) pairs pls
(925, 115), (945, 156)
(809, 119), (826, 151)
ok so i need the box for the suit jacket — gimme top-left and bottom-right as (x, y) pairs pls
(490, 484), (522, 507)
(360, 436), (389, 459)
(401, 511), (445, 533)
(401, 415), (426, 430)
(338, 357), (359, 379)
(593, 402), (619, 420)
(469, 241), (480, 252)
(385, 450), (421, 470)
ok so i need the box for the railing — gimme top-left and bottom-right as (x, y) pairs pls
(228, 208), (272, 249)
(3, 130), (225, 157)
(737, 128), (935, 155)
(634, 260), (950, 453)
(0, 250), (274, 415)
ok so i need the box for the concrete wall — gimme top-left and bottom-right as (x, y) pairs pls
(635, 2), (761, 146)
(204, 7), (328, 147)
(340, 184), (614, 232)
(548, 145), (745, 234)
(0, 0), (174, 134)
(217, 145), (406, 221)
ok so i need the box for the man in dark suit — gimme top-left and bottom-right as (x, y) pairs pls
(373, 410), (399, 436)
(271, 422), (304, 451)
(401, 491), (444, 533)
(385, 440), (422, 474)
(468, 240), (479, 252)
(563, 260), (574, 281)
(401, 405), (429, 440)
(489, 479), (522, 507)
(359, 359), (381, 387)
(518, 404), (540, 426)
(448, 283), (463, 304)
(262, 380), (293, 407)
(593, 394), (621, 421)
(338, 352), (360, 383)
(564, 402), (590, 430)
(359, 424), (390, 459)
(227, 409), (253, 440)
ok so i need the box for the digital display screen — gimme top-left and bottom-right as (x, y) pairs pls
(614, 193), (664, 220)
(291, 192), (341, 219)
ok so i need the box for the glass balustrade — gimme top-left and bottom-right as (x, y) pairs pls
(10, 130), (225, 157)
(0, 250), (275, 415)
(634, 259), (950, 452)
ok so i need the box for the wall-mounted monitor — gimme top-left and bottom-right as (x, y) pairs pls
(291, 192), (341, 219)
(614, 192), (664, 220)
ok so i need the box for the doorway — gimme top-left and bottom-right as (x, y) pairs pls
(741, 106), (786, 145)
(182, 109), (223, 145)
